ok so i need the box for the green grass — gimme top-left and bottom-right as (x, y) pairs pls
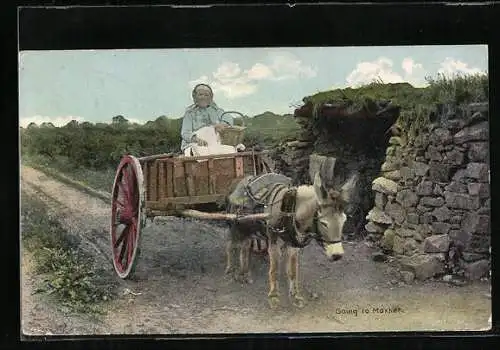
(21, 190), (118, 315)
(303, 73), (487, 111)
(301, 72), (488, 141)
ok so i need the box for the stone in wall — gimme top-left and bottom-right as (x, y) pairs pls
(399, 254), (446, 280)
(453, 121), (489, 144)
(468, 142), (489, 162)
(424, 234), (451, 253)
(444, 191), (481, 211)
(372, 177), (398, 195)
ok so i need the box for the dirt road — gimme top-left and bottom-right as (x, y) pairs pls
(20, 165), (492, 335)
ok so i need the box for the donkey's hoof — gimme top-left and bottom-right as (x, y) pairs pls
(242, 277), (254, 284)
(292, 296), (305, 308)
(268, 295), (281, 309)
(236, 273), (253, 284)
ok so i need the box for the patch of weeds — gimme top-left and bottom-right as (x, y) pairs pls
(21, 191), (117, 315)
(34, 247), (114, 314)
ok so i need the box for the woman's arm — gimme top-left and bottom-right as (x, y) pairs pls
(181, 109), (195, 143)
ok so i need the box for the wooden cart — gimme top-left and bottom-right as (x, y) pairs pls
(109, 148), (272, 279)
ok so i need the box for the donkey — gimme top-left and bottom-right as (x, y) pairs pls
(224, 157), (358, 309)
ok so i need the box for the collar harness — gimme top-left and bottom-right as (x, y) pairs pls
(247, 182), (342, 249)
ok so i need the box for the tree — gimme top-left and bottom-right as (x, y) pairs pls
(40, 122), (56, 128)
(154, 115), (169, 128)
(64, 120), (80, 128)
(112, 115), (129, 125)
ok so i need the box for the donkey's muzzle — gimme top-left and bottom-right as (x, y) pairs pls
(324, 242), (344, 261)
(329, 254), (343, 262)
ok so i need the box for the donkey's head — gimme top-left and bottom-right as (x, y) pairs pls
(311, 158), (358, 261)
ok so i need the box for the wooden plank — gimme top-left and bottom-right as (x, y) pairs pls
(146, 194), (225, 207)
(166, 159), (174, 197)
(235, 156), (244, 177)
(150, 160), (158, 201)
(142, 160), (149, 200)
(138, 153), (174, 162)
(176, 209), (269, 222)
(184, 161), (196, 196)
(158, 160), (166, 200)
(145, 209), (269, 222)
(172, 149), (269, 162)
(208, 159), (216, 194)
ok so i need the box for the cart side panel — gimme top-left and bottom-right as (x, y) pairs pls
(143, 151), (269, 211)
(164, 157), (241, 198)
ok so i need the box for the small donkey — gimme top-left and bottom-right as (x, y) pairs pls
(224, 157), (358, 309)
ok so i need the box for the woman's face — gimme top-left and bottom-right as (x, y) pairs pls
(194, 87), (212, 108)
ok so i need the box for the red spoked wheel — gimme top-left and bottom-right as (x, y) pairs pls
(110, 155), (145, 279)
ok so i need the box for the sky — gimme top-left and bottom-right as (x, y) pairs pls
(18, 45), (488, 127)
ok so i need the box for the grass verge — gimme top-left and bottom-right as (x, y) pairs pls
(21, 189), (117, 315)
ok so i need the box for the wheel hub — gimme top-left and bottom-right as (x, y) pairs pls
(119, 207), (134, 225)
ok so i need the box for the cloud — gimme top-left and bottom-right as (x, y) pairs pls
(213, 62), (241, 81)
(345, 56), (427, 88)
(346, 57), (404, 87)
(19, 115), (85, 128)
(401, 57), (427, 87)
(246, 63), (274, 80)
(189, 53), (316, 99)
(402, 57), (423, 76)
(266, 54), (317, 81)
(126, 118), (145, 125)
(437, 57), (485, 77)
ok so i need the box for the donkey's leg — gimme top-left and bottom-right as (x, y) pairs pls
(267, 234), (281, 309)
(286, 246), (305, 308)
(237, 236), (253, 284)
(224, 225), (239, 275)
(224, 240), (235, 275)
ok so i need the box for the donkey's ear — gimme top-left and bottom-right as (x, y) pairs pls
(340, 172), (359, 203)
(313, 172), (328, 203)
(319, 157), (336, 187)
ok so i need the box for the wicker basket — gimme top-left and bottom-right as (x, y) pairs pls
(218, 125), (246, 146)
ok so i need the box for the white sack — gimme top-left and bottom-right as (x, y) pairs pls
(184, 125), (242, 159)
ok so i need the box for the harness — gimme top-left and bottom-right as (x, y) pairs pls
(229, 173), (343, 249)
(266, 184), (342, 249)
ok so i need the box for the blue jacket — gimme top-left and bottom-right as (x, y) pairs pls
(180, 103), (234, 151)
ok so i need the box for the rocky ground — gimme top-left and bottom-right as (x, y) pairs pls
(20, 165), (491, 336)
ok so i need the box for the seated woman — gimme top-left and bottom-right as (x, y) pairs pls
(181, 83), (238, 156)
(180, 83), (266, 254)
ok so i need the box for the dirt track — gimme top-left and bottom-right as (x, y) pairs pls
(20, 165), (492, 335)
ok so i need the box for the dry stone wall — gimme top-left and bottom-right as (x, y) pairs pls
(365, 102), (491, 282)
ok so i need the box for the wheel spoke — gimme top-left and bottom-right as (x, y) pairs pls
(126, 165), (135, 195)
(127, 224), (134, 266)
(118, 179), (130, 202)
(119, 233), (128, 263)
(119, 165), (132, 201)
(115, 198), (126, 208)
(126, 167), (137, 205)
(114, 225), (129, 248)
